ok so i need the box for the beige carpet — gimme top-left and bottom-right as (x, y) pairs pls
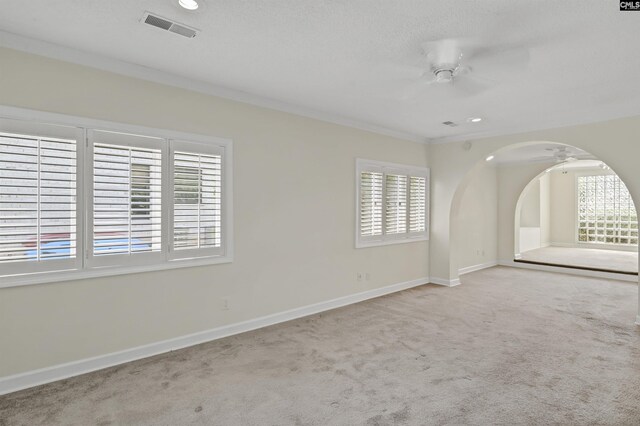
(519, 246), (638, 274)
(1, 267), (640, 425)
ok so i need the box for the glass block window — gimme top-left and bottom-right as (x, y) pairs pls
(577, 175), (638, 245)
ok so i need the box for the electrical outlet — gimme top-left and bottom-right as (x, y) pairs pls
(365, 273), (371, 281)
(221, 297), (230, 311)
(357, 272), (363, 282)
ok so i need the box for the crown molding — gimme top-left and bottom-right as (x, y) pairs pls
(0, 30), (428, 144)
(429, 107), (640, 145)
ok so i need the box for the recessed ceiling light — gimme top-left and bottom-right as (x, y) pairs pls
(179, 0), (199, 10)
(485, 155), (495, 162)
(469, 117), (482, 123)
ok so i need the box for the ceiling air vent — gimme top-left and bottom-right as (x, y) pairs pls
(141, 12), (199, 38)
(442, 121), (458, 127)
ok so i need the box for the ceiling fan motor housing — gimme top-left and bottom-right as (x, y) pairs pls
(434, 68), (454, 83)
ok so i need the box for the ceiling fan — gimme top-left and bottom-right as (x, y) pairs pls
(370, 37), (529, 99)
(528, 146), (588, 164)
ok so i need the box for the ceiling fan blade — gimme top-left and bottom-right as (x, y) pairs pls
(368, 62), (426, 81)
(396, 78), (437, 100)
(422, 38), (478, 66)
(450, 74), (494, 97)
(467, 46), (530, 79)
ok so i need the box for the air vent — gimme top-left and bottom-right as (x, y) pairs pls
(442, 121), (458, 127)
(141, 12), (199, 38)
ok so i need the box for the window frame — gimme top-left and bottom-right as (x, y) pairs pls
(0, 106), (233, 289)
(355, 158), (429, 249)
(168, 140), (226, 261)
(86, 129), (167, 269)
(574, 170), (638, 249)
(0, 119), (85, 277)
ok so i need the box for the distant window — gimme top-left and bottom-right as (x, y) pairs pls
(356, 159), (429, 248)
(577, 174), (638, 245)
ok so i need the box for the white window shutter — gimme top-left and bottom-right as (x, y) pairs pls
(92, 143), (162, 255)
(359, 171), (383, 237)
(173, 151), (222, 250)
(169, 141), (224, 260)
(385, 174), (407, 235)
(356, 159), (429, 248)
(88, 130), (165, 268)
(409, 176), (427, 233)
(0, 133), (77, 263)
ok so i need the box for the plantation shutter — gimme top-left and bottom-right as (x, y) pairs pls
(0, 119), (80, 275)
(356, 159), (429, 247)
(88, 130), (164, 267)
(409, 176), (427, 233)
(385, 174), (407, 235)
(170, 141), (224, 259)
(359, 171), (383, 237)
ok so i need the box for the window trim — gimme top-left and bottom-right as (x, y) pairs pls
(355, 158), (429, 249)
(0, 105), (234, 289)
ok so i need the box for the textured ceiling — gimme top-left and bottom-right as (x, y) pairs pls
(1, 0), (639, 141)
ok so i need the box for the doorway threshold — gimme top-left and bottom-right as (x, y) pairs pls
(514, 258), (638, 276)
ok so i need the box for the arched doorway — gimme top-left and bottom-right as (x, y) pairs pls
(514, 159), (638, 277)
(448, 141), (639, 321)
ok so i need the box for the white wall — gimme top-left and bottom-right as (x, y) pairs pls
(453, 163), (498, 272)
(520, 179), (541, 228)
(540, 173), (551, 247)
(516, 171), (551, 253)
(549, 170), (576, 245)
(0, 47), (430, 378)
(498, 163), (551, 261)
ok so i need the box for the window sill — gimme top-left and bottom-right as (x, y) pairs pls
(356, 236), (429, 249)
(0, 255), (233, 289)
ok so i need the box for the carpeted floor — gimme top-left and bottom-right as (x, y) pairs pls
(1, 267), (640, 425)
(519, 246), (638, 274)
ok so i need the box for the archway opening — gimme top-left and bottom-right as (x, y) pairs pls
(514, 159), (638, 276)
(450, 141), (639, 280)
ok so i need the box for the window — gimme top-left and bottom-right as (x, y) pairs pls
(356, 159), (429, 248)
(577, 174), (638, 245)
(88, 130), (164, 267)
(170, 141), (223, 258)
(0, 120), (81, 277)
(0, 113), (232, 287)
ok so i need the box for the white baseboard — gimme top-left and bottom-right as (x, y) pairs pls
(499, 259), (638, 282)
(429, 277), (461, 287)
(458, 261), (498, 276)
(0, 276), (429, 396)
